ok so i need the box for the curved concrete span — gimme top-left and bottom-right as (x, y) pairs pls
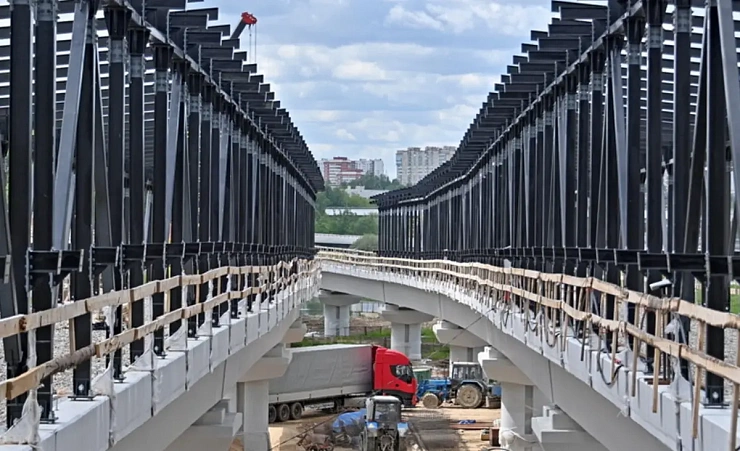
(320, 263), (685, 451)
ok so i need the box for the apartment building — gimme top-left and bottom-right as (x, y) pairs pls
(395, 146), (456, 186)
(320, 156), (385, 186)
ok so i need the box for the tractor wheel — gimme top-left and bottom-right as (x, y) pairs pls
(277, 403), (291, 422)
(268, 405), (277, 423)
(421, 392), (441, 409)
(290, 402), (304, 420)
(457, 385), (483, 409)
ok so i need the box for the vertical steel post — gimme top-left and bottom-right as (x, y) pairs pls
(6, 0), (32, 425)
(104, 4), (129, 381)
(127, 27), (149, 360)
(71, 3), (98, 397)
(33, 0), (58, 420)
(704, 1), (728, 405)
(151, 44), (172, 355)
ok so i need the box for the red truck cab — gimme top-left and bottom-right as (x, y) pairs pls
(371, 345), (418, 407)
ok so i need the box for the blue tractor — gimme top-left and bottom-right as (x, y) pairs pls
(360, 395), (410, 451)
(416, 362), (501, 409)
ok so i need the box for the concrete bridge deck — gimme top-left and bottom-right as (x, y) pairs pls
(319, 250), (740, 451)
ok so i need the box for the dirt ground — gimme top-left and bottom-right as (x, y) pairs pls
(229, 405), (500, 451)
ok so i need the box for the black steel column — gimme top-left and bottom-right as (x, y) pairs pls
(127, 27), (149, 359)
(198, 82), (212, 329)
(671, 0), (693, 380)
(33, 0), (58, 420)
(171, 59), (188, 336)
(645, 0), (667, 354)
(151, 44), (172, 355)
(6, 0), (33, 425)
(71, 4), (98, 397)
(704, 2), (728, 405)
(186, 70), (202, 337)
(104, 4), (129, 381)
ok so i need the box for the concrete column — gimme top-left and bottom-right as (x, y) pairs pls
(235, 344), (292, 451)
(237, 380), (270, 451)
(390, 322), (422, 360)
(449, 345), (485, 363)
(323, 302), (352, 336)
(499, 382), (538, 451)
(380, 304), (434, 361)
(433, 321), (487, 364)
(319, 291), (360, 336)
(164, 400), (241, 451)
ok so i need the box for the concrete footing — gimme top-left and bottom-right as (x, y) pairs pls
(498, 382), (547, 451)
(380, 304), (434, 361)
(163, 400), (241, 451)
(532, 406), (609, 451)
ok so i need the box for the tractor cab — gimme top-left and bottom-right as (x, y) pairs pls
(361, 396), (409, 451)
(366, 396), (402, 425)
(449, 362), (485, 392)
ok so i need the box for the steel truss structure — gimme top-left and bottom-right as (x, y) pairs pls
(0, 0), (322, 426)
(375, 0), (740, 407)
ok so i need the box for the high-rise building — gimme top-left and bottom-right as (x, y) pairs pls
(354, 159), (385, 177)
(395, 146), (456, 186)
(319, 157), (385, 186)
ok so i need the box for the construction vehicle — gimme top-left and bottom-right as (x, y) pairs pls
(268, 344), (418, 423)
(415, 361), (501, 409)
(360, 396), (409, 451)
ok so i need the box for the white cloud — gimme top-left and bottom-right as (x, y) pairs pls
(334, 129), (357, 140)
(332, 61), (388, 81)
(385, 0), (551, 37)
(209, 0), (544, 178)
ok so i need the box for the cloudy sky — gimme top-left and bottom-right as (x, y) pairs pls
(212, 0), (553, 178)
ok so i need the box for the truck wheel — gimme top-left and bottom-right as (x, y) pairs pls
(421, 392), (441, 409)
(457, 385), (483, 409)
(290, 402), (304, 420)
(277, 403), (291, 422)
(268, 405), (277, 424)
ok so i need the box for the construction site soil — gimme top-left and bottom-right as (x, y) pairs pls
(230, 405), (500, 451)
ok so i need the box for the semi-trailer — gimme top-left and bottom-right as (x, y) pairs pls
(268, 344), (418, 423)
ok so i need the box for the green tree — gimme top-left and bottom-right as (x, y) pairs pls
(344, 174), (404, 190)
(315, 186), (372, 211)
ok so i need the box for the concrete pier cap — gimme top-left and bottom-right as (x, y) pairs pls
(239, 343), (292, 383)
(478, 346), (532, 385)
(432, 320), (488, 348)
(379, 304), (434, 325)
(282, 319), (307, 344)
